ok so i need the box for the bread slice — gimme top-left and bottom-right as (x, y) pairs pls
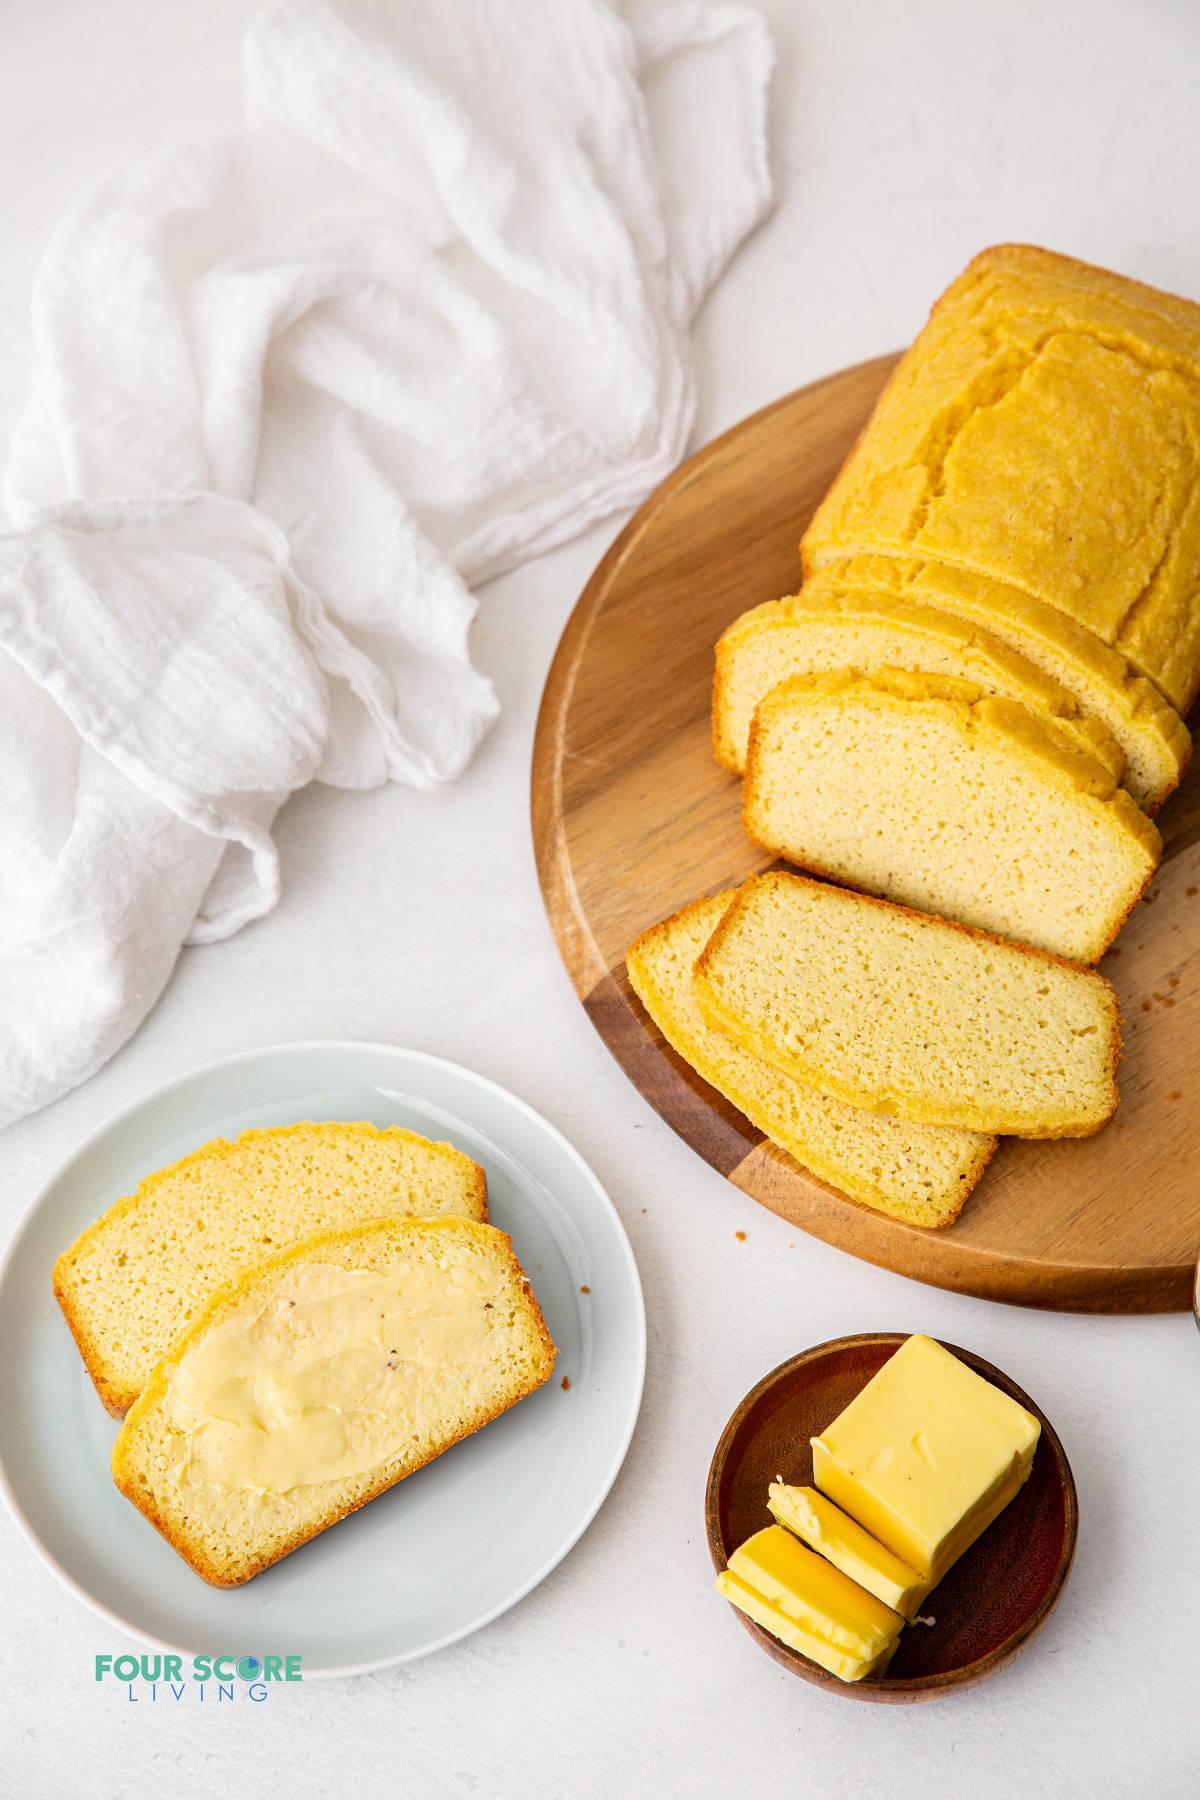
(111, 1217), (555, 1586)
(626, 893), (994, 1227)
(743, 668), (1160, 963)
(786, 556), (1190, 814)
(695, 873), (1121, 1138)
(54, 1122), (488, 1417)
(715, 587), (1127, 793)
(801, 245), (1200, 713)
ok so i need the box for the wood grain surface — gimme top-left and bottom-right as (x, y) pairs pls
(531, 356), (1200, 1312)
(704, 1335), (1077, 1702)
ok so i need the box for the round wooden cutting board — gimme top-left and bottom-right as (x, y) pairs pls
(531, 356), (1200, 1312)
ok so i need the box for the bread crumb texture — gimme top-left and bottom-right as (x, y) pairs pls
(743, 668), (1159, 962)
(713, 555), (1189, 811)
(627, 891), (994, 1227)
(694, 873), (1120, 1139)
(802, 245), (1200, 715)
(54, 1122), (488, 1417)
(111, 1218), (555, 1586)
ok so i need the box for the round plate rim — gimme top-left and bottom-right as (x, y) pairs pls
(0, 1039), (647, 1679)
(704, 1332), (1078, 1701)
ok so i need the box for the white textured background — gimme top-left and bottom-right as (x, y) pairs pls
(2, 3), (1199, 1796)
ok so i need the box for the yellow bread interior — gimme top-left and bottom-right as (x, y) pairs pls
(716, 588), (1125, 788)
(626, 891), (994, 1228)
(802, 244), (1200, 713)
(715, 1570), (898, 1683)
(811, 1335), (1040, 1584)
(694, 872), (1121, 1138)
(743, 667), (1160, 963)
(54, 1121), (488, 1416)
(767, 1484), (930, 1619)
(791, 556), (1190, 813)
(111, 1217), (556, 1587)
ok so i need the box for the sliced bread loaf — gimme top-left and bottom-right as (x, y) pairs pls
(793, 556), (1190, 813)
(55, 1121), (488, 1416)
(626, 892), (994, 1227)
(714, 587), (1126, 792)
(800, 245), (1200, 713)
(695, 873), (1121, 1138)
(743, 668), (1160, 963)
(111, 1217), (555, 1586)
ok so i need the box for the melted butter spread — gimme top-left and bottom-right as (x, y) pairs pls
(162, 1259), (504, 1495)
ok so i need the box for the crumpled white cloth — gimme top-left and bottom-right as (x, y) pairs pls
(0, 0), (773, 1129)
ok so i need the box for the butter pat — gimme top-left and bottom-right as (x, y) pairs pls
(728, 1525), (902, 1660)
(811, 1334), (1041, 1583)
(768, 1483), (930, 1619)
(715, 1570), (898, 1683)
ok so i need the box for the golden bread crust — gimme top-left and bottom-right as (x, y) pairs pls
(801, 243), (1200, 713)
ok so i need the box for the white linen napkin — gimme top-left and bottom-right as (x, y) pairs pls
(0, 0), (773, 1129)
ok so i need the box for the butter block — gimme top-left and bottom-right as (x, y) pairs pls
(768, 1483), (930, 1619)
(811, 1334), (1041, 1583)
(728, 1525), (902, 1660)
(715, 1571), (898, 1683)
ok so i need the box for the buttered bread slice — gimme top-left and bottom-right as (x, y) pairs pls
(112, 1218), (555, 1586)
(627, 892), (994, 1227)
(55, 1122), (488, 1416)
(743, 668), (1160, 963)
(695, 873), (1121, 1138)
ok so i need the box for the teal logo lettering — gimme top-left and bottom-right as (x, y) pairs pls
(94, 1652), (302, 1702)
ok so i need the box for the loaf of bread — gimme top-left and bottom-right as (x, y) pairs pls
(112, 1217), (555, 1586)
(695, 873), (1121, 1138)
(626, 892), (994, 1227)
(743, 668), (1160, 962)
(714, 557), (1188, 811)
(802, 244), (1200, 715)
(55, 1121), (488, 1416)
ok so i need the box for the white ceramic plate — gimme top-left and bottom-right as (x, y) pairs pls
(0, 1042), (645, 1677)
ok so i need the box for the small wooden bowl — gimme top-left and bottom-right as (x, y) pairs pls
(705, 1334), (1078, 1702)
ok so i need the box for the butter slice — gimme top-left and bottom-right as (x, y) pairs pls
(768, 1483), (930, 1619)
(728, 1525), (902, 1660)
(715, 1571), (898, 1683)
(811, 1334), (1041, 1583)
